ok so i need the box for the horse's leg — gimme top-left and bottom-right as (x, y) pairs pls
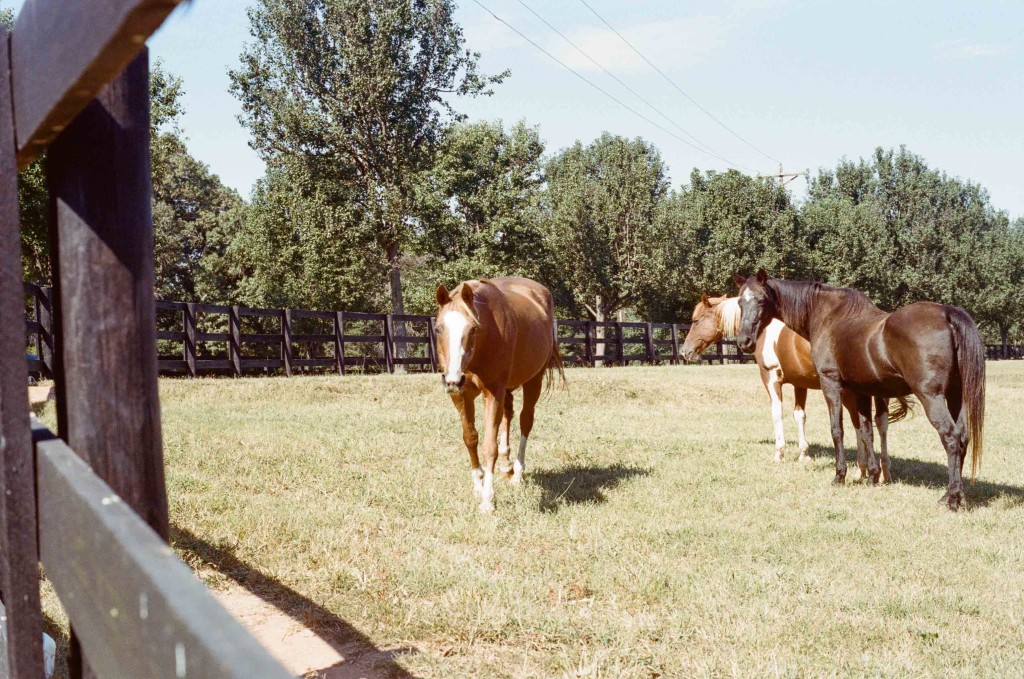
(874, 397), (891, 484)
(451, 384), (482, 497)
(497, 391), (515, 478)
(854, 394), (880, 484)
(821, 377), (847, 485)
(841, 389), (867, 480)
(767, 369), (786, 463)
(793, 386), (810, 461)
(513, 371), (545, 485)
(478, 386), (505, 512)
(917, 390), (965, 510)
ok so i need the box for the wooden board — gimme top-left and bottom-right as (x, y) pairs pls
(11, 0), (183, 167)
(34, 420), (293, 679)
(0, 27), (45, 679)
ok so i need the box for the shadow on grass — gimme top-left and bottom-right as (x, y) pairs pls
(803, 445), (1024, 509)
(531, 463), (651, 513)
(171, 525), (418, 679)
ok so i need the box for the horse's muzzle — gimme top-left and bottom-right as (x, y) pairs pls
(736, 336), (755, 354)
(443, 374), (466, 394)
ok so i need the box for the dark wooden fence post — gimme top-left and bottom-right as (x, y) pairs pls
(671, 324), (681, 365)
(283, 309), (293, 377)
(427, 317), (438, 373)
(384, 314), (395, 374)
(184, 302), (197, 377)
(46, 50), (168, 679)
(229, 306), (242, 377)
(0, 27), (45, 679)
(589, 323), (598, 368)
(334, 311), (346, 376)
(615, 323), (624, 366)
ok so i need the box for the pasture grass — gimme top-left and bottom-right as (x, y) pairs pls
(41, 363), (1024, 677)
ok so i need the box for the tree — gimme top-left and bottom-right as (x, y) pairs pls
(206, 156), (385, 311)
(406, 119), (547, 312)
(148, 62), (244, 301)
(655, 169), (802, 319)
(229, 0), (506, 324)
(542, 133), (668, 322)
(804, 147), (1012, 320)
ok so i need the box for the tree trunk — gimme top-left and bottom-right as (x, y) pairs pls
(1000, 323), (1009, 359)
(387, 244), (408, 372)
(594, 294), (605, 368)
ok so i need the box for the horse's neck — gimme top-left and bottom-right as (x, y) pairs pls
(771, 280), (839, 340)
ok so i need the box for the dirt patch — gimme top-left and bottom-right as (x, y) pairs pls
(213, 585), (414, 678)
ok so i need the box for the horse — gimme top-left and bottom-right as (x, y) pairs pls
(681, 293), (910, 473)
(734, 270), (985, 510)
(434, 277), (565, 512)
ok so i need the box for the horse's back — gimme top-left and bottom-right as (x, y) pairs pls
(478, 277), (555, 387)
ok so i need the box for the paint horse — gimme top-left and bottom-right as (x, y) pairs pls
(681, 293), (909, 474)
(735, 270), (985, 510)
(435, 277), (565, 512)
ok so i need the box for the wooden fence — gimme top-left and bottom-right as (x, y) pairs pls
(1, 2), (292, 677)
(23, 283), (754, 377)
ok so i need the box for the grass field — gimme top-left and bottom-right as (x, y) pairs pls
(40, 362), (1024, 677)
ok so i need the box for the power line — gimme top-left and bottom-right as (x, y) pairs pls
(515, 0), (724, 161)
(575, 0), (781, 165)
(470, 0), (750, 171)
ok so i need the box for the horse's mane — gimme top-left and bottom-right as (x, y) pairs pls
(717, 297), (742, 339)
(768, 279), (876, 333)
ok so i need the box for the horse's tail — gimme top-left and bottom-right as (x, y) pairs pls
(888, 396), (914, 423)
(948, 306), (986, 480)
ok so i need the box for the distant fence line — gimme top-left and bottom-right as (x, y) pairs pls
(23, 283), (757, 378)
(25, 282), (1020, 379)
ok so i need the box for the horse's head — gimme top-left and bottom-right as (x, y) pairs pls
(435, 283), (481, 394)
(734, 268), (777, 354)
(681, 292), (729, 363)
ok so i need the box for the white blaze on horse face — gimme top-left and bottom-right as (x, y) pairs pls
(742, 288), (754, 302)
(443, 311), (469, 383)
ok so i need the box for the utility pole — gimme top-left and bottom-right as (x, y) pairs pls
(759, 163), (808, 187)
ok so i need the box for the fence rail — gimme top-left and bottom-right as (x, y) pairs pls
(24, 283), (755, 377)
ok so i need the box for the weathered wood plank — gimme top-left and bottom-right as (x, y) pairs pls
(34, 420), (293, 679)
(0, 27), (45, 679)
(229, 307), (242, 377)
(11, 0), (183, 167)
(46, 49), (169, 535)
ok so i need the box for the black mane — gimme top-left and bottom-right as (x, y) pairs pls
(767, 278), (876, 335)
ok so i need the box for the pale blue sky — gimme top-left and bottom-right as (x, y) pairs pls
(4, 0), (1021, 217)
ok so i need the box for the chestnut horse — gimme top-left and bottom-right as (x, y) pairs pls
(735, 270), (985, 510)
(681, 293), (909, 474)
(435, 277), (565, 512)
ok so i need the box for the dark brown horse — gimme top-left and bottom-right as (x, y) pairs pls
(734, 270), (985, 510)
(435, 277), (565, 512)
(681, 293), (909, 474)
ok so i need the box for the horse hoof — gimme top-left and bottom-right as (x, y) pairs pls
(479, 501), (495, 513)
(508, 474), (523, 486)
(831, 474), (846, 486)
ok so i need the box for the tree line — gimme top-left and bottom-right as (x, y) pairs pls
(7, 2), (1023, 344)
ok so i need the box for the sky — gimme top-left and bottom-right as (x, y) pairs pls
(2, 0), (1021, 217)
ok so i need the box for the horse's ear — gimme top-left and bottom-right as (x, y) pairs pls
(732, 273), (746, 289)
(459, 284), (475, 307)
(700, 292), (710, 306)
(436, 284), (450, 306)
(756, 268), (768, 285)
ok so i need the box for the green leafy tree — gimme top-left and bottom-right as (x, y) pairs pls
(406, 119), (546, 312)
(655, 169), (802, 319)
(207, 156), (385, 311)
(805, 147), (1011, 320)
(229, 0), (506, 322)
(542, 133), (668, 321)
